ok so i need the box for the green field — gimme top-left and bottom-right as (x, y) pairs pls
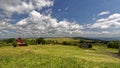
(45, 38), (79, 43)
(0, 44), (120, 68)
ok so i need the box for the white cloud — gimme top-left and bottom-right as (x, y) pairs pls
(44, 9), (52, 15)
(0, 0), (53, 17)
(15, 10), (84, 37)
(58, 9), (61, 12)
(91, 13), (120, 29)
(65, 6), (68, 11)
(1, 11), (120, 38)
(102, 31), (110, 34)
(0, 0), (120, 38)
(0, 21), (16, 30)
(98, 11), (110, 16)
(80, 13), (120, 37)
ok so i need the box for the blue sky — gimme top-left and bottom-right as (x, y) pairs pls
(51, 0), (120, 24)
(0, 0), (120, 38)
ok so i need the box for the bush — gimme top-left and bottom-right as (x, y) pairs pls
(36, 38), (45, 44)
(107, 41), (118, 49)
(24, 40), (29, 46)
(61, 41), (70, 45)
(61, 41), (81, 46)
(12, 40), (17, 47)
(3, 38), (15, 44)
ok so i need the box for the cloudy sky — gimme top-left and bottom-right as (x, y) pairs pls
(0, 0), (120, 38)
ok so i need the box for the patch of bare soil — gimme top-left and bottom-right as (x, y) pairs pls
(99, 49), (120, 59)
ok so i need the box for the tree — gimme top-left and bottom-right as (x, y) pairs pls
(36, 38), (45, 44)
(107, 41), (118, 49)
(12, 40), (17, 47)
(5, 38), (15, 43)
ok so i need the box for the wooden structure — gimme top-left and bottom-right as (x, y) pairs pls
(79, 43), (92, 48)
(17, 37), (26, 46)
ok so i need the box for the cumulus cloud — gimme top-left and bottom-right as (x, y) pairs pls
(98, 11), (110, 16)
(102, 31), (110, 34)
(91, 13), (120, 29)
(1, 10), (120, 38)
(0, 21), (16, 30)
(0, 0), (82, 38)
(15, 10), (84, 37)
(0, 0), (120, 38)
(84, 13), (120, 37)
(65, 6), (69, 11)
(0, 0), (53, 17)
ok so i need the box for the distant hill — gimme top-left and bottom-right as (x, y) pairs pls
(72, 37), (103, 42)
(73, 37), (120, 41)
(92, 37), (120, 41)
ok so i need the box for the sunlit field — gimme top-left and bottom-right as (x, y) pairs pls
(0, 44), (120, 68)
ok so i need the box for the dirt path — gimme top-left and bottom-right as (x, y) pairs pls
(97, 49), (120, 59)
(101, 50), (120, 59)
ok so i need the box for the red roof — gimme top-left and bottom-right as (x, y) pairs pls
(17, 37), (25, 44)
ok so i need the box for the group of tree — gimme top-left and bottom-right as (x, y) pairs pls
(0, 38), (15, 47)
(1, 37), (119, 49)
(107, 41), (119, 49)
(0, 38), (81, 47)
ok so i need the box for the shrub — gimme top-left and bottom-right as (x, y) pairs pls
(36, 38), (45, 44)
(61, 41), (70, 45)
(61, 41), (81, 46)
(3, 38), (15, 44)
(12, 40), (17, 47)
(107, 41), (118, 49)
(24, 40), (29, 46)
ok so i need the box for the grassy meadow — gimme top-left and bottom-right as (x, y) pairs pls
(0, 44), (120, 68)
(44, 37), (79, 43)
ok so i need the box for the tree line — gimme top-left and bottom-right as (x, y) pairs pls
(0, 38), (119, 49)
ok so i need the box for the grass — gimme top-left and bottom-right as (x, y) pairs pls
(93, 43), (118, 53)
(45, 38), (79, 43)
(0, 44), (120, 68)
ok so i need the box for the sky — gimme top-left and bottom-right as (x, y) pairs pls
(0, 0), (120, 38)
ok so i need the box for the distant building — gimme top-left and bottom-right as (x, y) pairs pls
(17, 37), (26, 46)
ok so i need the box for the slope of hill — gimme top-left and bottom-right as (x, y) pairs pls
(0, 44), (120, 68)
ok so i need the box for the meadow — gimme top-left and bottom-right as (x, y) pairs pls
(0, 43), (120, 68)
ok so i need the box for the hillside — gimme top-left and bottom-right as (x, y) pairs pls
(0, 44), (120, 68)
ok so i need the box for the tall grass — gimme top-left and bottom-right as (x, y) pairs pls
(0, 45), (120, 68)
